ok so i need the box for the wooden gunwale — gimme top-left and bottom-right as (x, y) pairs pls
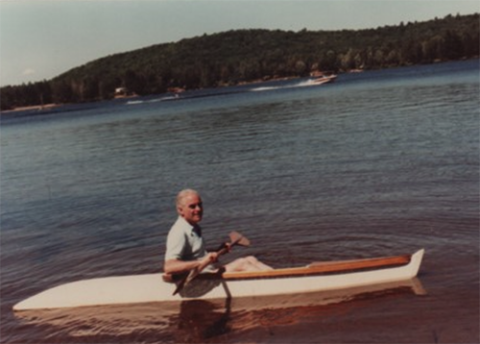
(219, 254), (411, 280)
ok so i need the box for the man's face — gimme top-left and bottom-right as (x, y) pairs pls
(178, 193), (203, 225)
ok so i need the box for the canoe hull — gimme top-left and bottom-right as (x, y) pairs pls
(13, 249), (424, 311)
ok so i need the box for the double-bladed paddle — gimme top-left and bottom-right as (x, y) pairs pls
(173, 231), (250, 295)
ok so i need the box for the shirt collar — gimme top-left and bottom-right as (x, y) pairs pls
(177, 216), (202, 237)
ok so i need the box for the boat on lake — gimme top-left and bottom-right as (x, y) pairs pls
(13, 249), (424, 311)
(311, 74), (337, 84)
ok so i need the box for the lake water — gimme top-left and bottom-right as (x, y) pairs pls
(1, 60), (479, 344)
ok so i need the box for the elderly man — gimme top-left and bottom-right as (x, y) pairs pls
(164, 189), (272, 275)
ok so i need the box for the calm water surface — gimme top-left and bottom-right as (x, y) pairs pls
(1, 60), (479, 343)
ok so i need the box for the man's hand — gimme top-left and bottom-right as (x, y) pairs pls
(214, 242), (232, 252)
(200, 252), (219, 266)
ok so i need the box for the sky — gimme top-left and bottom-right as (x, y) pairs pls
(0, 0), (478, 87)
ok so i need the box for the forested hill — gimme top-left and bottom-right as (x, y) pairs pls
(1, 13), (478, 111)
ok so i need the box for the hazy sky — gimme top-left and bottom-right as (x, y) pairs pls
(0, 0), (478, 86)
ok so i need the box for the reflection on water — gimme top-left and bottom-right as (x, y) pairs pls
(172, 299), (232, 343)
(15, 278), (425, 343)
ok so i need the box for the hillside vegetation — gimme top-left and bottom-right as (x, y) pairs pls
(1, 13), (478, 111)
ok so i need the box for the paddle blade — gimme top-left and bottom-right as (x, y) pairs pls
(172, 268), (198, 295)
(172, 275), (187, 295)
(230, 231), (250, 246)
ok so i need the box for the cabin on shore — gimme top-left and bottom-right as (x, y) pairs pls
(114, 87), (127, 97)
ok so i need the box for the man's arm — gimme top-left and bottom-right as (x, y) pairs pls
(164, 259), (200, 275)
(163, 252), (219, 275)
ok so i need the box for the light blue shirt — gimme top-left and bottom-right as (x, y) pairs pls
(165, 216), (208, 261)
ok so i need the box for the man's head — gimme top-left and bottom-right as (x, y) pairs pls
(176, 189), (203, 225)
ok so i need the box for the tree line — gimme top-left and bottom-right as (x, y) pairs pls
(1, 13), (478, 111)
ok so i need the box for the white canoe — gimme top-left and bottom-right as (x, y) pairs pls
(13, 249), (424, 311)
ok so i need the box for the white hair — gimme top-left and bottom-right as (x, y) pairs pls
(175, 189), (199, 207)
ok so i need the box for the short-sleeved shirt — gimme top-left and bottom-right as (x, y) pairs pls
(165, 216), (208, 261)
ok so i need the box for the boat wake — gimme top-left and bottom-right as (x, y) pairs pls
(250, 86), (281, 92)
(250, 79), (333, 92)
(126, 78), (334, 105)
(249, 82), (305, 92)
(126, 95), (180, 105)
(126, 100), (144, 105)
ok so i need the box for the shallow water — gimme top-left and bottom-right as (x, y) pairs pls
(1, 60), (479, 343)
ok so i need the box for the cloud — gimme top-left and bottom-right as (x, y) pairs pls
(22, 68), (36, 76)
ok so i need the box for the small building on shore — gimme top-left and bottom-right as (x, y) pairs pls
(114, 87), (127, 97)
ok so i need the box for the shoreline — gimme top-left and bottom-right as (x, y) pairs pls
(0, 103), (60, 115)
(0, 77), (299, 115)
